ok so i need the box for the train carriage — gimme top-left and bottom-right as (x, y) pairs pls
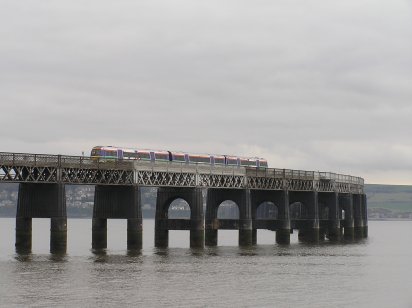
(90, 146), (268, 168)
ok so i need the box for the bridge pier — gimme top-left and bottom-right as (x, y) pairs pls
(319, 192), (341, 242)
(205, 189), (253, 246)
(50, 217), (67, 253)
(16, 183), (67, 254)
(251, 190), (290, 245)
(353, 193), (368, 238)
(93, 185), (142, 251)
(15, 217), (32, 253)
(339, 194), (354, 240)
(92, 218), (107, 250)
(290, 191), (319, 243)
(361, 194), (368, 238)
(155, 187), (204, 248)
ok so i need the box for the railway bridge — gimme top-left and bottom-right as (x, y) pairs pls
(0, 152), (368, 253)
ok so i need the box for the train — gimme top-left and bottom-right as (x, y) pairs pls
(90, 146), (268, 168)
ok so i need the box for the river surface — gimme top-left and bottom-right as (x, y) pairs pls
(0, 219), (411, 307)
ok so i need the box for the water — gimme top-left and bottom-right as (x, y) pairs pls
(0, 219), (411, 307)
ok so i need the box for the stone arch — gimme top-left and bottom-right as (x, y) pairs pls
(168, 198), (191, 219)
(156, 188), (203, 221)
(256, 201), (278, 219)
(206, 189), (250, 222)
(155, 187), (204, 248)
(205, 189), (252, 246)
(289, 202), (307, 219)
(217, 200), (239, 219)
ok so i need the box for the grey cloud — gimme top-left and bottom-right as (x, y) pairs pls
(1, 0), (411, 184)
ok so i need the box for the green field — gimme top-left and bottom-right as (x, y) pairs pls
(365, 184), (412, 212)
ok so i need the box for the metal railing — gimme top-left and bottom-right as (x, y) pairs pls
(0, 151), (364, 186)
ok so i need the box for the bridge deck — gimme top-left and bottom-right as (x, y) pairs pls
(0, 152), (364, 193)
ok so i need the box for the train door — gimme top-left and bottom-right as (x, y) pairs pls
(184, 154), (189, 163)
(237, 158), (240, 167)
(117, 149), (123, 160)
(256, 160), (260, 168)
(150, 151), (155, 162)
(211, 156), (215, 165)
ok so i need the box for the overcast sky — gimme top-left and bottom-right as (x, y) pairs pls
(1, 1), (412, 184)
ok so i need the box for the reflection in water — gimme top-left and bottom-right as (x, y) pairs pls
(0, 219), (412, 307)
(14, 253), (33, 262)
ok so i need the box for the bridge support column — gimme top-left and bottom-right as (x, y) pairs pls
(276, 190), (291, 245)
(16, 183), (67, 254)
(15, 217), (32, 253)
(205, 228), (218, 246)
(155, 187), (204, 248)
(93, 185), (142, 251)
(239, 220), (253, 246)
(291, 191), (319, 243)
(50, 217), (67, 254)
(190, 188), (205, 248)
(354, 194), (368, 239)
(92, 218), (107, 250)
(239, 189), (253, 246)
(320, 192), (341, 242)
(361, 194), (368, 238)
(340, 194), (354, 240)
(127, 218), (143, 250)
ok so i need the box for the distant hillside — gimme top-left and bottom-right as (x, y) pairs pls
(364, 184), (412, 219)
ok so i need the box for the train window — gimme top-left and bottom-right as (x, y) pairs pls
(124, 152), (138, 159)
(155, 153), (169, 160)
(105, 150), (117, 158)
(173, 154), (186, 162)
(227, 158), (238, 166)
(240, 159), (249, 166)
(138, 152), (151, 160)
(260, 161), (268, 167)
(214, 157), (225, 164)
(191, 156), (210, 163)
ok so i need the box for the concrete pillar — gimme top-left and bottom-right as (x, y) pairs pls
(127, 218), (142, 250)
(50, 217), (67, 254)
(298, 227), (320, 243)
(353, 194), (364, 238)
(239, 219), (253, 246)
(362, 194), (368, 238)
(154, 219), (168, 247)
(190, 188), (204, 248)
(190, 223), (204, 248)
(16, 183), (67, 253)
(15, 217), (32, 253)
(93, 185), (142, 250)
(276, 190), (291, 245)
(293, 191), (319, 243)
(205, 189), (219, 247)
(252, 229), (257, 245)
(92, 218), (107, 250)
(239, 189), (252, 246)
(205, 228), (218, 246)
(340, 194), (354, 240)
(322, 192), (341, 242)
